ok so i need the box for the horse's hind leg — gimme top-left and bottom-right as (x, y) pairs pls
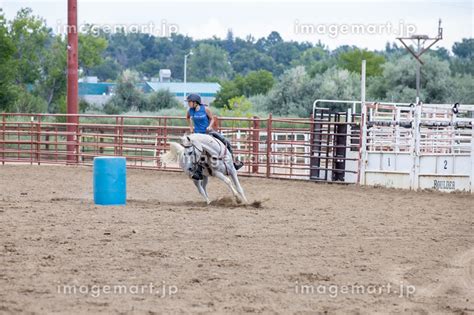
(193, 179), (210, 205)
(214, 171), (239, 200)
(202, 176), (210, 199)
(229, 169), (248, 203)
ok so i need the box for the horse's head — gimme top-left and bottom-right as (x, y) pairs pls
(179, 135), (200, 174)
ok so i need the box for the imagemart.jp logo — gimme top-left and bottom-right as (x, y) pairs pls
(293, 282), (416, 298)
(56, 281), (178, 298)
(294, 20), (417, 38)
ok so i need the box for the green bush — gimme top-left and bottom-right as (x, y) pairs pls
(11, 88), (48, 113)
(145, 89), (181, 111)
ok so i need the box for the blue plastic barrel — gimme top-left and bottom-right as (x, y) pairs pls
(93, 157), (127, 205)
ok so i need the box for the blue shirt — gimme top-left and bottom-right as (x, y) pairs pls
(189, 105), (210, 134)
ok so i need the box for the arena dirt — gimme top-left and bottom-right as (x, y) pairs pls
(0, 165), (473, 314)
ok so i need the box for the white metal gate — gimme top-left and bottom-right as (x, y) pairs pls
(360, 102), (474, 192)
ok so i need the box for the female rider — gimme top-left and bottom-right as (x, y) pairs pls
(186, 94), (243, 180)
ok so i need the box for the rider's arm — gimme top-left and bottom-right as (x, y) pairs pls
(205, 107), (216, 131)
(186, 110), (193, 133)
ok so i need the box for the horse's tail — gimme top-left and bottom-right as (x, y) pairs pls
(161, 142), (184, 164)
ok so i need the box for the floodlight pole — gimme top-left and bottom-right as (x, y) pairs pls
(183, 51), (193, 106)
(67, 0), (79, 163)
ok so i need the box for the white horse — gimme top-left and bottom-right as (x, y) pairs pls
(161, 134), (248, 204)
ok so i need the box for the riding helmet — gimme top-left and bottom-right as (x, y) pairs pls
(186, 94), (201, 104)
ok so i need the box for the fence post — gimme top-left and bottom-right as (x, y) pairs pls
(36, 116), (41, 165)
(309, 113), (315, 180)
(30, 116), (34, 165)
(1, 114), (5, 165)
(471, 125), (474, 193)
(155, 118), (161, 168)
(75, 117), (80, 164)
(252, 116), (260, 174)
(357, 60), (367, 185)
(213, 115), (219, 131)
(412, 104), (421, 191)
(266, 114), (272, 178)
(114, 117), (119, 156)
(120, 116), (124, 156)
(163, 117), (168, 169)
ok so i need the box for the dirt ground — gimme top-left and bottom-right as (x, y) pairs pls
(0, 165), (473, 314)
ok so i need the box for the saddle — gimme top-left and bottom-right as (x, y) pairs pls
(208, 131), (233, 155)
(208, 132), (243, 171)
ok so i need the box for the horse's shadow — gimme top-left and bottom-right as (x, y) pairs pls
(128, 197), (263, 209)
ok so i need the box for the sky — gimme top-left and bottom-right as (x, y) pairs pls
(1, 0), (473, 51)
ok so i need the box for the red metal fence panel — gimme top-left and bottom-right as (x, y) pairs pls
(1, 113), (330, 180)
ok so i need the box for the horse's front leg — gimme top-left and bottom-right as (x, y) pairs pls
(193, 179), (210, 205)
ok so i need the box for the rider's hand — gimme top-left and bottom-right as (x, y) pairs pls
(206, 127), (212, 133)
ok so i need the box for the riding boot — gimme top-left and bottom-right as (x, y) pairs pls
(233, 160), (244, 171)
(191, 164), (204, 180)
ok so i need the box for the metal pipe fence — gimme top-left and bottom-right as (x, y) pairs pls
(0, 113), (323, 180)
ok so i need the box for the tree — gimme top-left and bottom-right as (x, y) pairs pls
(449, 74), (474, 104)
(10, 87), (48, 113)
(256, 31), (283, 52)
(104, 70), (146, 114)
(269, 42), (301, 67)
(104, 30), (144, 68)
(89, 57), (122, 81)
(212, 80), (241, 108)
(293, 47), (332, 77)
(78, 26), (108, 75)
(0, 10), (16, 111)
(145, 89), (181, 111)
(188, 43), (233, 81)
(263, 66), (314, 117)
(337, 48), (385, 77)
(9, 8), (50, 85)
(368, 55), (456, 104)
(315, 67), (360, 104)
(432, 47), (450, 61)
(221, 96), (254, 117)
(236, 70), (274, 97)
(136, 59), (161, 79)
(294, 47), (328, 66)
(212, 70), (274, 108)
(231, 48), (277, 74)
(450, 39), (474, 76)
(263, 66), (361, 116)
(35, 36), (67, 113)
(452, 38), (473, 59)
(223, 29), (235, 55)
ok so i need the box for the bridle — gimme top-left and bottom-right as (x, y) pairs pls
(183, 142), (203, 166)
